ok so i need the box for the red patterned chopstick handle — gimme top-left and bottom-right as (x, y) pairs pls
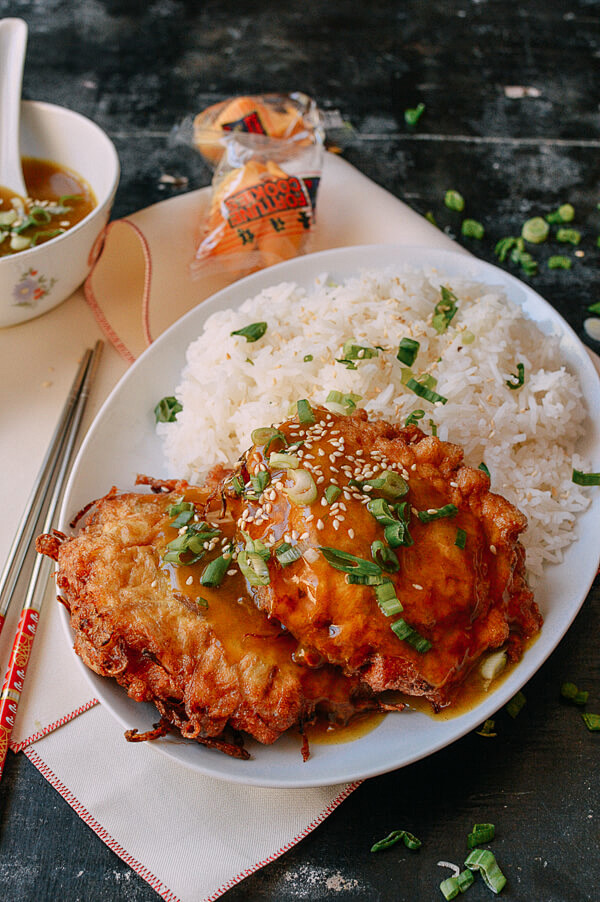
(0, 607), (39, 779)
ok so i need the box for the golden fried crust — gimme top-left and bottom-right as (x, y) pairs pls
(227, 408), (542, 708)
(40, 486), (380, 751)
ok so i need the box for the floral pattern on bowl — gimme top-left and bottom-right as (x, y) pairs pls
(13, 267), (56, 307)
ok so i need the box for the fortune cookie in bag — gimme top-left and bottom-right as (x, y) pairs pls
(190, 93), (324, 277)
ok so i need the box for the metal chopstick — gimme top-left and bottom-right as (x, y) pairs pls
(0, 339), (103, 780)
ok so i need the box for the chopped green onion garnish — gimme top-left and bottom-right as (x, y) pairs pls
(581, 713), (600, 731)
(546, 203), (575, 224)
(429, 418), (437, 436)
(417, 504), (458, 523)
(297, 399), (315, 424)
(548, 255), (572, 270)
(196, 597), (209, 609)
(505, 362), (525, 390)
(440, 870), (474, 900)
(200, 554), (230, 587)
(561, 682), (589, 705)
(375, 580), (403, 616)
(425, 211), (437, 227)
(284, 468), (317, 505)
(238, 549), (270, 586)
(59, 194), (83, 205)
(505, 690), (526, 718)
(464, 849), (507, 894)
(521, 216), (549, 244)
(230, 321), (267, 342)
(357, 470), (409, 501)
(335, 358), (358, 370)
(461, 218), (485, 240)
(455, 528), (467, 549)
(432, 286), (459, 334)
(467, 823), (495, 848)
(588, 302), (600, 315)
(397, 337), (420, 366)
(251, 426), (278, 446)
(269, 451), (299, 469)
(494, 236), (518, 262)
(319, 546), (382, 578)
(167, 499), (194, 517)
(303, 354), (313, 362)
(476, 719), (497, 737)
(250, 471), (270, 494)
(341, 339), (379, 361)
(556, 227), (581, 245)
(324, 390), (362, 414)
(572, 468), (600, 485)
(346, 572), (385, 586)
(405, 409), (425, 427)
(154, 396), (182, 423)
(275, 542), (303, 567)
(404, 102), (425, 126)
(406, 378), (448, 405)
(325, 484), (342, 504)
(479, 462), (490, 478)
(371, 540), (400, 572)
(391, 618), (432, 653)
(170, 508), (195, 529)
(162, 522), (220, 565)
(444, 190), (465, 212)
(371, 829), (421, 852)
(231, 475), (245, 495)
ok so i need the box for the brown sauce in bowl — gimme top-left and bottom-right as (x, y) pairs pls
(0, 157), (96, 257)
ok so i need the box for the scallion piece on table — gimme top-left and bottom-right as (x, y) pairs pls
(505, 690), (526, 718)
(371, 539), (400, 572)
(464, 849), (507, 894)
(397, 337), (420, 366)
(455, 528), (467, 549)
(521, 216), (549, 244)
(391, 618), (432, 653)
(417, 504), (458, 523)
(461, 218), (485, 239)
(548, 255), (572, 270)
(588, 301), (600, 315)
(371, 829), (421, 852)
(325, 484), (342, 504)
(556, 227), (581, 245)
(275, 542), (303, 567)
(319, 546), (382, 578)
(494, 236), (518, 262)
(546, 203), (575, 224)
(406, 377), (448, 405)
(405, 409), (425, 427)
(297, 399), (315, 424)
(404, 102), (426, 126)
(230, 321), (267, 342)
(154, 396), (182, 423)
(505, 362), (525, 390)
(572, 468), (600, 486)
(444, 190), (465, 212)
(432, 286), (459, 333)
(467, 823), (496, 848)
(200, 554), (230, 587)
(561, 682), (589, 705)
(581, 713), (600, 731)
(440, 869), (474, 900)
(476, 719), (497, 737)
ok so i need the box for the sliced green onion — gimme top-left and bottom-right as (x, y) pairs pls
(404, 102), (425, 126)
(406, 377), (448, 405)
(572, 468), (600, 486)
(476, 719), (497, 737)
(440, 869), (474, 900)
(494, 236), (518, 262)
(162, 523), (220, 565)
(418, 504), (458, 523)
(510, 242), (538, 276)
(241, 532), (270, 560)
(250, 471), (270, 494)
(30, 229), (65, 246)
(324, 390), (362, 415)
(429, 419), (437, 436)
(325, 484), (341, 504)
(303, 354), (314, 362)
(196, 597), (209, 609)
(455, 528), (467, 549)
(346, 572), (385, 586)
(405, 409), (425, 427)
(231, 475), (245, 495)
(581, 713), (600, 731)
(521, 216), (549, 244)
(505, 362), (525, 390)
(335, 358), (357, 370)
(297, 399), (315, 424)
(230, 321), (267, 342)
(391, 618), (432, 653)
(238, 550), (270, 586)
(561, 682), (589, 705)
(432, 286), (459, 334)
(154, 396), (182, 423)
(464, 849), (506, 894)
(371, 540), (400, 572)
(167, 499), (194, 517)
(200, 554), (230, 587)
(269, 451), (299, 469)
(275, 542), (303, 567)
(359, 470), (409, 501)
(588, 301), (600, 315)
(396, 337), (420, 366)
(371, 829), (421, 852)
(170, 508), (195, 529)
(548, 255), (572, 270)
(319, 546), (382, 578)
(425, 211), (437, 227)
(480, 650), (507, 686)
(384, 521), (413, 548)
(284, 468), (317, 505)
(505, 690), (526, 718)
(445, 190), (465, 212)
(59, 193), (83, 205)
(546, 203), (575, 224)
(479, 462), (490, 478)
(467, 823), (495, 848)
(461, 218), (485, 239)
(556, 227), (581, 245)
(375, 580), (403, 616)
(251, 426), (279, 446)
(341, 339), (379, 361)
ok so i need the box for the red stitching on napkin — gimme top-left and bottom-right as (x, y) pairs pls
(9, 698), (99, 753)
(206, 780), (362, 900)
(24, 746), (181, 902)
(84, 218), (155, 365)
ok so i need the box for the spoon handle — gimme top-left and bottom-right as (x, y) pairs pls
(0, 17), (28, 197)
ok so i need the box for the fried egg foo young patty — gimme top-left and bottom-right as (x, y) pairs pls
(37, 482), (386, 757)
(225, 407), (542, 710)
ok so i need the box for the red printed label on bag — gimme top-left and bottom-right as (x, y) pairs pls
(224, 176), (309, 227)
(222, 111), (267, 135)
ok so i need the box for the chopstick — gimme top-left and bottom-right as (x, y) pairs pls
(0, 347), (93, 636)
(0, 340), (103, 781)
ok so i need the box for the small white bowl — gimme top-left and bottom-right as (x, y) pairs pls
(0, 100), (120, 327)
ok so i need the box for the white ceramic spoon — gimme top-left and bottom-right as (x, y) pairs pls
(0, 18), (28, 198)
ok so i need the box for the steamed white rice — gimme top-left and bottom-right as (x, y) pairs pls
(157, 266), (591, 577)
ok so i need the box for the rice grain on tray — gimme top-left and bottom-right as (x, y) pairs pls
(157, 266), (590, 577)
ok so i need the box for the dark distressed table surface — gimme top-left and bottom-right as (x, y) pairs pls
(1, 2), (599, 900)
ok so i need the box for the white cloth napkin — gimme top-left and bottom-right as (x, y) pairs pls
(0, 151), (526, 901)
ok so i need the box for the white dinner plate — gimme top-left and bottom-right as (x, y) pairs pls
(59, 244), (600, 787)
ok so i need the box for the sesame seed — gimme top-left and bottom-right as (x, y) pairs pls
(490, 544), (497, 554)
(332, 519), (340, 530)
(348, 528), (355, 539)
(186, 576), (193, 585)
(413, 583), (423, 590)
(227, 569), (237, 576)
(316, 519), (324, 530)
